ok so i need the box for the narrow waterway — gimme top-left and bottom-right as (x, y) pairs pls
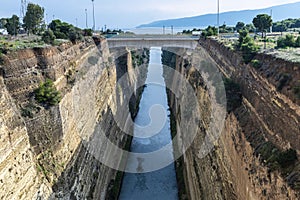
(119, 47), (178, 200)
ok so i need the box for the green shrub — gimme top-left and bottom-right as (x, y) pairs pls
(0, 52), (4, 65)
(277, 34), (299, 48)
(34, 79), (61, 107)
(68, 28), (83, 43)
(53, 31), (68, 39)
(21, 107), (34, 118)
(49, 19), (83, 42)
(201, 26), (217, 38)
(277, 37), (286, 48)
(285, 35), (295, 47)
(224, 78), (242, 112)
(295, 36), (300, 47)
(277, 149), (297, 168)
(294, 82), (300, 99)
(258, 141), (298, 171)
(251, 59), (262, 69)
(277, 73), (291, 91)
(0, 42), (8, 54)
(42, 29), (56, 45)
(21, 103), (41, 118)
(241, 41), (259, 63)
(237, 30), (250, 49)
(83, 28), (93, 36)
(236, 30), (259, 63)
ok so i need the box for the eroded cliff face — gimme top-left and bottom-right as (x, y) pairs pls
(0, 38), (149, 199)
(0, 76), (51, 199)
(163, 41), (300, 200)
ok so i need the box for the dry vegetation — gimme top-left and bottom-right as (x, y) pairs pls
(217, 31), (300, 63)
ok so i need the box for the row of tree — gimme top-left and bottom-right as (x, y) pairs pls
(273, 18), (300, 32)
(201, 14), (273, 40)
(0, 3), (93, 45)
(0, 3), (44, 35)
(219, 15), (300, 36)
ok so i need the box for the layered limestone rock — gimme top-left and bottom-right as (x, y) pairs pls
(163, 43), (300, 200)
(0, 76), (52, 200)
(0, 38), (149, 199)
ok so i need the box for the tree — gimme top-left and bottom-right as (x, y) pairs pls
(253, 14), (272, 49)
(253, 14), (272, 38)
(5, 15), (20, 35)
(235, 21), (245, 32)
(23, 3), (44, 34)
(42, 29), (56, 44)
(0, 18), (8, 29)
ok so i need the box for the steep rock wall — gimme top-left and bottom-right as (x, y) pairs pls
(0, 76), (51, 199)
(0, 38), (149, 199)
(163, 43), (300, 200)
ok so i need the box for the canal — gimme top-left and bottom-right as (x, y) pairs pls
(119, 47), (179, 200)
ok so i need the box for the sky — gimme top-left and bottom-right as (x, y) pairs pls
(0, 0), (300, 29)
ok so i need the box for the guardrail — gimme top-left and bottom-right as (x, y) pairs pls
(105, 34), (200, 40)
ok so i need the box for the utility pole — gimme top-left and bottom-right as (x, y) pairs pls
(85, 9), (88, 28)
(75, 18), (78, 27)
(13, 18), (16, 36)
(20, 0), (27, 21)
(92, 0), (95, 31)
(163, 26), (165, 35)
(270, 9), (273, 33)
(171, 25), (174, 35)
(217, 0), (220, 37)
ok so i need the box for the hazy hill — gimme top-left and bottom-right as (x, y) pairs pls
(138, 1), (300, 28)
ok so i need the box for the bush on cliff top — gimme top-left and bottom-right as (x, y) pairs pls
(236, 30), (259, 64)
(277, 34), (300, 49)
(48, 19), (83, 43)
(42, 29), (56, 45)
(201, 26), (217, 38)
(34, 79), (61, 107)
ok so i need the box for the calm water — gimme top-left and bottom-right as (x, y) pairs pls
(118, 47), (178, 200)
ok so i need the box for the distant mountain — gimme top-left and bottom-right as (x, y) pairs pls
(138, 2), (300, 28)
